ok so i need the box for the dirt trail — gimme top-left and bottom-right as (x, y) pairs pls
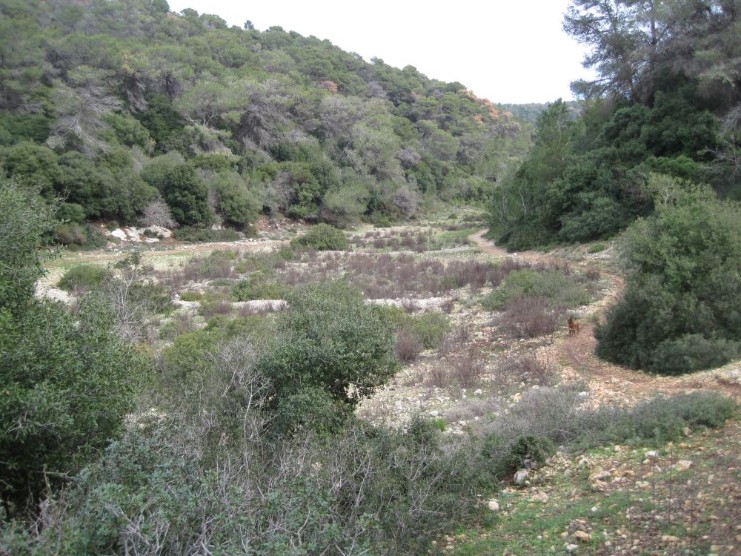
(468, 230), (741, 405)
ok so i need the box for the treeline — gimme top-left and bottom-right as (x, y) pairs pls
(489, 0), (739, 251)
(0, 0), (529, 245)
(494, 102), (578, 125)
(488, 0), (741, 374)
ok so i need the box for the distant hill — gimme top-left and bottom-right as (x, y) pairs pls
(0, 0), (531, 243)
(495, 102), (580, 125)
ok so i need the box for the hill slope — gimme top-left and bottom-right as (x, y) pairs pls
(0, 0), (529, 241)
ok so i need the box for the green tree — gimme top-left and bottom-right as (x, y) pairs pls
(488, 100), (580, 249)
(211, 171), (259, 229)
(142, 156), (211, 226)
(0, 142), (62, 198)
(257, 281), (398, 411)
(0, 179), (151, 518)
(596, 176), (741, 373)
(0, 180), (54, 313)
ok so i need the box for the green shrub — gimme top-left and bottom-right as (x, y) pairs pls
(54, 222), (107, 249)
(58, 264), (109, 292)
(232, 272), (289, 301)
(257, 281), (398, 407)
(160, 328), (223, 384)
(507, 435), (555, 471)
(402, 312), (450, 349)
(290, 223), (349, 251)
(596, 186), (741, 374)
(372, 214), (392, 227)
(482, 269), (590, 310)
(669, 391), (736, 428)
(57, 202), (86, 223)
(650, 334), (740, 375)
(575, 392), (736, 447)
(271, 386), (353, 437)
(0, 297), (152, 517)
(6, 414), (497, 555)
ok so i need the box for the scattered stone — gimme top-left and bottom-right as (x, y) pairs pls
(513, 469), (529, 485)
(565, 543), (579, 553)
(674, 460), (693, 471)
(661, 535), (679, 542)
(487, 499), (500, 512)
(589, 469), (612, 481)
(530, 491), (549, 503)
(573, 531), (591, 543)
(590, 480), (607, 492)
(645, 450), (659, 459)
(473, 388), (483, 396)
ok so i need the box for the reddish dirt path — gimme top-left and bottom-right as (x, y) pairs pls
(469, 230), (741, 405)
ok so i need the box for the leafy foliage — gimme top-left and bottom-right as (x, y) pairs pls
(290, 222), (349, 251)
(596, 180), (741, 373)
(0, 0), (528, 229)
(489, 1), (739, 250)
(257, 281), (398, 411)
(481, 268), (591, 311)
(0, 179), (150, 518)
(0, 180), (55, 313)
(57, 264), (109, 292)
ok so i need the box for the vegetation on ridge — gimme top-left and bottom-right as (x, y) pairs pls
(0, 0), (739, 553)
(0, 0), (529, 245)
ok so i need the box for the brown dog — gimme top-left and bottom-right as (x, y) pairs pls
(567, 317), (580, 336)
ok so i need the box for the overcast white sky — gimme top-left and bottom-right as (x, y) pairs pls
(166, 0), (594, 104)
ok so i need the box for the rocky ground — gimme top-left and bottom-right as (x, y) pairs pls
(357, 231), (740, 432)
(38, 219), (740, 554)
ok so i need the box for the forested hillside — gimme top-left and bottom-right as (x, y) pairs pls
(489, 0), (739, 250)
(1, 1), (739, 553)
(0, 0), (528, 245)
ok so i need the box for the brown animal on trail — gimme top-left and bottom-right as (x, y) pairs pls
(567, 317), (580, 336)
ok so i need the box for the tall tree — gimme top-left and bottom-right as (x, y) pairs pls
(0, 179), (151, 518)
(565, 0), (740, 105)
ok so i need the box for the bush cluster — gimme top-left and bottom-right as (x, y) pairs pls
(596, 186), (740, 374)
(290, 223), (349, 251)
(58, 264), (110, 292)
(481, 387), (736, 464)
(481, 267), (591, 311)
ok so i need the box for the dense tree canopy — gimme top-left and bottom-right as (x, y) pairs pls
(0, 0), (527, 238)
(0, 180), (151, 518)
(489, 0), (740, 251)
(596, 177), (741, 373)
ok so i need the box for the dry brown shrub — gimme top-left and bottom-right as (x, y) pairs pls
(449, 349), (486, 389)
(500, 296), (559, 339)
(444, 397), (500, 422)
(425, 363), (449, 389)
(492, 352), (555, 387)
(396, 329), (424, 363)
(436, 324), (471, 358)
